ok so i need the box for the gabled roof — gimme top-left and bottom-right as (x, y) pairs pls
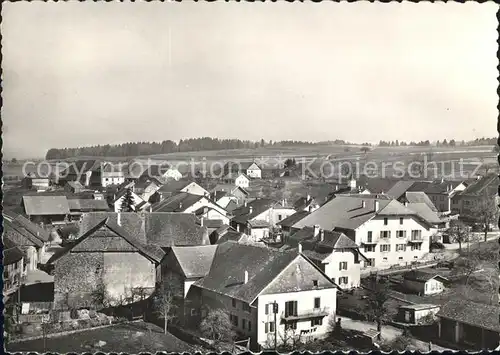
(157, 180), (193, 194)
(406, 203), (442, 225)
(139, 164), (171, 179)
(68, 199), (110, 212)
(4, 242), (24, 265)
(151, 192), (205, 212)
(216, 230), (247, 244)
(436, 299), (500, 332)
(277, 211), (310, 228)
(403, 270), (448, 283)
(193, 242), (302, 303)
(211, 184), (249, 196)
(459, 173), (498, 197)
(12, 215), (51, 243)
(293, 196), (319, 211)
(287, 227), (358, 250)
(79, 212), (208, 248)
(48, 217), (164, 264)
(405, 192), (437, 211)
(386, 181), (416, 200)
(171, 246), (218, 278)
(231, 199), (278, 224)
(66, 181), (84, 190)
(3, 220), (44, 249)
(60, 160), (101, 175)
(357, 176), (401, 194)
(22, 195), (70, 215)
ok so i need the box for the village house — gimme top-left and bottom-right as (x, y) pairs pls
(101, 163), (126, 187)
(136, 164), (183, 182)
(293, 194), (321, 213)
(222, 173), (251, 188)
(49, 211), (209, 309)
(406, 180), (467, 214)
(451, 173), (498, 223)
(194, 206), (231, 228)
(151, 193), (230, 225)
(3, 238), (25, 295)
(403, 270), (448, 295)
(22, 172), (51, 192)
(129, 177), (163, 202)
(211, 184), (248, 207)
(58, 160), (102, 188)
(231, 199), (296, 241)
(436, 299), (500, 349)
(277, 211), (311, 239)
(291, 194), (434, 270)
(113, 188), (149, 213)
(208, 225), (243, 244)
(22, 195), (70, 225)
(184, 242), (338, 350)
(3, 215), (51, 272)
(403, 192), (450, 231)
(223, 161), (262, 179)
(67, 198), (110, 221)
(282, 226), (367, 288)
(153, 180), (209, 201)
(397, 304), (440, 325)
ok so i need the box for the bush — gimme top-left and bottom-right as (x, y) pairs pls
(69, 308), (79, 319)
(430, 241), (445, 250)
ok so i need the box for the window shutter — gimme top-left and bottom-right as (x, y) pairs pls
(339, 262), (342, 271)
(265, 322), (269, 333)
(274, 303), (278, 314)
(265, 304), (269, 315)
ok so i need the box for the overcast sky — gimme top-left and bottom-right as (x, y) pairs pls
(2, 2), (498, 159)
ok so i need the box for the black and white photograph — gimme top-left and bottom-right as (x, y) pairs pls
(2, 1), (499, 352)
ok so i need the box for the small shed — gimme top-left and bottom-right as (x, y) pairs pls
(397, 304), (441, 325)
(403, 270), (448, 295)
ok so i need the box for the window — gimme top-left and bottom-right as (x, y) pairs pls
(384, 218), (388, 225)
(285, 321), (297, 330)
(243, 303), (251, 313)
(285, 301), (298, 317)
(367, 231), (373, 242)
(364, 245), (375, 253)
(411, 230), (422, 240)
(265, 321), (275, 333)
(339, 276), (349, 285)
(242, 319), (247, 329)
(339, 262), (348, 271)
(230, 314), (239, 327)
(311, 318), (323, 326)
(399, 217), (404, 225)
(367, 258), (375, 267)
(396, 244), (406, 252)
(314, 297), (321, 309)
(313, 279), (318, 287)
(248, 321), (252, 332)
(278, 214), (282, 221)
(398, 256), (403, 260)
(232, 299), (237, 308)
(411, 244), (422, 251)
(396, 230), (406, 238)
(191, 308), (197, 316)
(380, 231), (390, 239)
(380, 244), (391, 253)
(383, 257), (388, 261)
(265, 304), (269, 315)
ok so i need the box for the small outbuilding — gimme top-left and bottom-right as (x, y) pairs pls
(403, 270), (448, 295)
(397, 304), (441, 325)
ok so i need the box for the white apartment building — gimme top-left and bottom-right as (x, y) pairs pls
(292, 194), (433, 271)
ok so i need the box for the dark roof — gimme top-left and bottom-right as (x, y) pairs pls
(405, 192), (437, 211)
(79, 212), (208, 248)
(292, 195), (422, 231)
(211, 184), (249, 196)
(232, 199), (278, 224)
(287, 227), (358, 250)
(357, 176), (401, 194)
(193, 242), (301, 303)
(23, 195), (70, 215)
(277, 211), (310, 228)
(61, 160), (101, 175)
(216, 230), (246, 244)
(12, 215), (51, 242)
(66, 181), (84, 190)
(459, 174), (498, 197)
(293, 196), (319, 211)
(171, 246), (218, 278)
(157, 180), (192, 194)
(386, 181), (416, 199)
(4, 242), (24, 265)
(68, 199), (110, 212)
(56, 223), (80, 239)
(49, 217), (164, 264)
(139, 164), (171, 179)
(403, 270), (448, 283)
(436, 299), (500, 332)
(151, 192), (204, 212)
(202, 219), (225, 229)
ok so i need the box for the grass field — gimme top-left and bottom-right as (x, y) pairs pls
(6, 321), (194, 353)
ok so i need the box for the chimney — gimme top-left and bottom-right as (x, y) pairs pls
(200, 217), (204, 227)
(404, 201), (408, 207)
(117, 212), (122, 226)
(320, 229), (325, 241)
(179, 202), (183, 210)
(307, 194), (311, 201)
(349, 178), (357, 190)
(236, 224), (240, 232)
(249, 206), (253, 214)
(244, 270), (249, 284)
(244, 201), (248, 207)
(313, 225), (320, 237)
(362, 200), (366, 208)
(374, 200), (380, 211)
(298, 243), (303, 253)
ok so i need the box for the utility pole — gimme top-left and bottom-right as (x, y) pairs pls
(274, 301), (277, 350)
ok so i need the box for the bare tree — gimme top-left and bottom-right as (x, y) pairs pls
(200, 308), (235, 344)
(90, 283), (111, 310)
(451, 254), (481, 287)
(364, 279), (392, 340)
(447, 220), (470, 253)
(279, 327), (302, 351)
(471, 191), (498, 242)
(153, 289), (178, 334)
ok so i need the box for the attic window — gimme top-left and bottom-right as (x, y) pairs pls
(313, 280), (318, 287)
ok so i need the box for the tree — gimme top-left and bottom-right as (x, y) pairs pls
(284, 158), (296, 169)
(471, 192), (498, 242)
(451, 254), (481, 290)
(153, 289), (178, 334)
(11, 158), (17, 163)
(360, 146), (370, 154)
(200, 309), (235, 344)
(447, 220), (470, 252)
(90, 282), (111, 310)
(364, 279), (391, 339)
(119, 188), (135, 212)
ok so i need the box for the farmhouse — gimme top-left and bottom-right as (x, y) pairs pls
(100, 163), (126, 187)
(283, 226), (367, 288)
(436, 299), (500, 349)
(224, 161), (262, 179)
(185, 242), (338, 350)
(211, 184), (248, 207)
(406, 180), (465, 214)
(58, 160), (102, 188)
(291, 194), (434, 270)
(22, 195), (70, 225)
(293, 194), (321, 213)
(3, 238), (24, 295)
(223, 173), (251, 188)
(67, 198), (110, 220)
(403, 270), (448, 295)
(277, 211), (311, 239)
(154, 180), (209, 200)
(451, 173), (498, 222)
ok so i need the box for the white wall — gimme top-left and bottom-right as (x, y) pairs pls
(114, 193), (145, 212)
(181, 183), (209, 196)
(323, 250), (361, 288)
(424, 278), (444, 295)
(235, 175), (250, 188)
(256, 288), (337, 347)
(247, 167), (262, 179)
(355, 215), (431, 270)
(184, 198), (229, 224)
(102, 175), (125, 188)
(163, 169), (183, 181)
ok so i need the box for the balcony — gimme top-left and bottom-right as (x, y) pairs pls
(361, 238), (378, 245)
(408, 235), (424, 243)
(281, 307), (330, 321)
